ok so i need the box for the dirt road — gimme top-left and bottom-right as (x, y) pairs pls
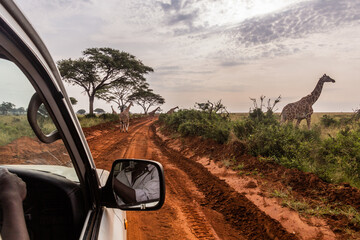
(84, 117), (299, 240)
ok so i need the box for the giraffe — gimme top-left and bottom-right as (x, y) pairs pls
(148, 106), (160, 117)
(166, 106), (178, 114)
(111, 105), (117, 115)
(280, 74), (335, 129)
(118, 102), (133, 132)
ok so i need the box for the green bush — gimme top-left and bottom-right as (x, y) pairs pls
(247, 123), (321, 168)
(160, 109), (231, 144)
(85, 113), (97, 118)
(99, 113), (119, 121)
(320, 115), (338, 127)
(318, 128), (360, 186)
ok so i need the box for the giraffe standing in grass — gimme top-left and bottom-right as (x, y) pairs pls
(166, 106), (178, 114)
(118, 102), (133, 132)
(280, 74), (335, 129)
(111, 105), (117, 115)
(148, 107), (160, 117)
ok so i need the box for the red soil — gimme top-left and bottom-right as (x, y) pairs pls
(2, 116), (359, 239)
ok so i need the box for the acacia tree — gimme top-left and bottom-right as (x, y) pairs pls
(94, 108), (105, 114)
(58, 47), (153, 114)
(96, 80), (149, 112)
(77, 109), (86, 115)
(129, 88), (165, 114)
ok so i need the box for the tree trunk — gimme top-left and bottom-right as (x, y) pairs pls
(89, 94), (95, 115)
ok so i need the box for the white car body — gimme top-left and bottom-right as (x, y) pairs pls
(0, 1), (148, 239)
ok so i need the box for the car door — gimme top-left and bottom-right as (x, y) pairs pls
(0, 1), (126, 239)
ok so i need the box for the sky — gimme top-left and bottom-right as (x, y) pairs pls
(12, 0), (360, 113)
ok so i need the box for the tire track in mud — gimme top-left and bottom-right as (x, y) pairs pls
(124, 118), (222, 239)
(86, 118), (154, 170)
(150, 124), (298, 240)
(86, 118), (222, 239)
(85, 117), (297, 239)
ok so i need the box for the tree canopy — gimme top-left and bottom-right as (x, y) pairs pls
(58, 47), (153, 114)
(97, 80), (149, 112)
(70, 97), (78, 105)
(94, 108), (105, 114)
(129, 88), (165, 114)
(0, 102), (15, 115)
(77, 109), (86, 115)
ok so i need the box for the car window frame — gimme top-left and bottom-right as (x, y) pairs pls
(0, 5), (101, 206)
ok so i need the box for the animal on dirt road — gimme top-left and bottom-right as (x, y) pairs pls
(148, 107), (161, 117)
(280, 74), (335, 129)
(118, 102), (133, 132)
(166, 106), (178, 114)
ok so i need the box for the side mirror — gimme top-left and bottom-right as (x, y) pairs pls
(102, 159), (165, 211)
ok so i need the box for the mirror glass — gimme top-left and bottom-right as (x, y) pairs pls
(112, 160), (161, 209)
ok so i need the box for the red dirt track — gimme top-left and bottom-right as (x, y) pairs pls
(1, 116), (359, 239)
(84, 117), (299, 240)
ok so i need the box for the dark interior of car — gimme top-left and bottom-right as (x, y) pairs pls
(0, 167), (87, 240)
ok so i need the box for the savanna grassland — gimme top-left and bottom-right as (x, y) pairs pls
(160, 110), (360, 188)
(0, 113), (118, 146)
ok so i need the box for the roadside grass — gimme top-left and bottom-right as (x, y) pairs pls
(0, 113), (120, 146)
(78, 113), (119, 128)
(270, 189), (360, 230)
(0, 115), (35, 146)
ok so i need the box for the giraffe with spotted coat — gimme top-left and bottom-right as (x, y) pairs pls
(280, 74), (335, 129)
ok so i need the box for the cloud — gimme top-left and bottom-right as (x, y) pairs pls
(227, 0), (360, 47)
(220, 61), (245, 67)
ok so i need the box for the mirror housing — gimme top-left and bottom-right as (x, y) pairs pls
(101, 159), (165, 211)
(27, 93), (61, 143)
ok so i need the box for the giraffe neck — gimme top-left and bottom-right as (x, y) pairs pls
(309, 80), (324, 105)
(124, 104), (132, 114)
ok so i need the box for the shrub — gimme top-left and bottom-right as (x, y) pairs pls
(318, 128), (360, 186)
(320, 115), (337, 127)
(160, 109), (231, 144)
(233, 120), (256, 139)
(85, 113), (97, 118)
(99, 113), (118, 121)
(247, 124), (321, 168)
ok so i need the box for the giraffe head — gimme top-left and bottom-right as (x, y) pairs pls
(320, 74), (335, 83)
(129, 102), (134, 107)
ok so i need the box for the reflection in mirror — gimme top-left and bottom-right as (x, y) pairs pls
(36, 103), (57, 135)
(112, 160), (160, 209)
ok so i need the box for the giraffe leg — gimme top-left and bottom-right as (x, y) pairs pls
(306, 117), (311, 130)
(296, 119), (301, 128)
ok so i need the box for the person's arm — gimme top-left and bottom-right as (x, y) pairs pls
(113, 178), (136, 204)
(0, 168), (29, 240)
(133, 167), (160, 202)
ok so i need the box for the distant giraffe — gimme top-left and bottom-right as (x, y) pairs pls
(166, 106), (178, 114)
(111, 105), (117, 115)
(280, 74), (335, 129)
(148, 107), (160, 117)
(118, 102), (133, 132)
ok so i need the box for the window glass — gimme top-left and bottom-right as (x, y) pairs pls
(0, 59), (78, 181)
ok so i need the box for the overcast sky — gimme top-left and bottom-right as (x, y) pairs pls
(13, 0), (360, 113)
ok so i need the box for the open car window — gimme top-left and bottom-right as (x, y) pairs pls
(0, 58), (78, 182)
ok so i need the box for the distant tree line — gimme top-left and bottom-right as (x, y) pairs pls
(0, 102), (26, 115)
(58, 47), (165, 115)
